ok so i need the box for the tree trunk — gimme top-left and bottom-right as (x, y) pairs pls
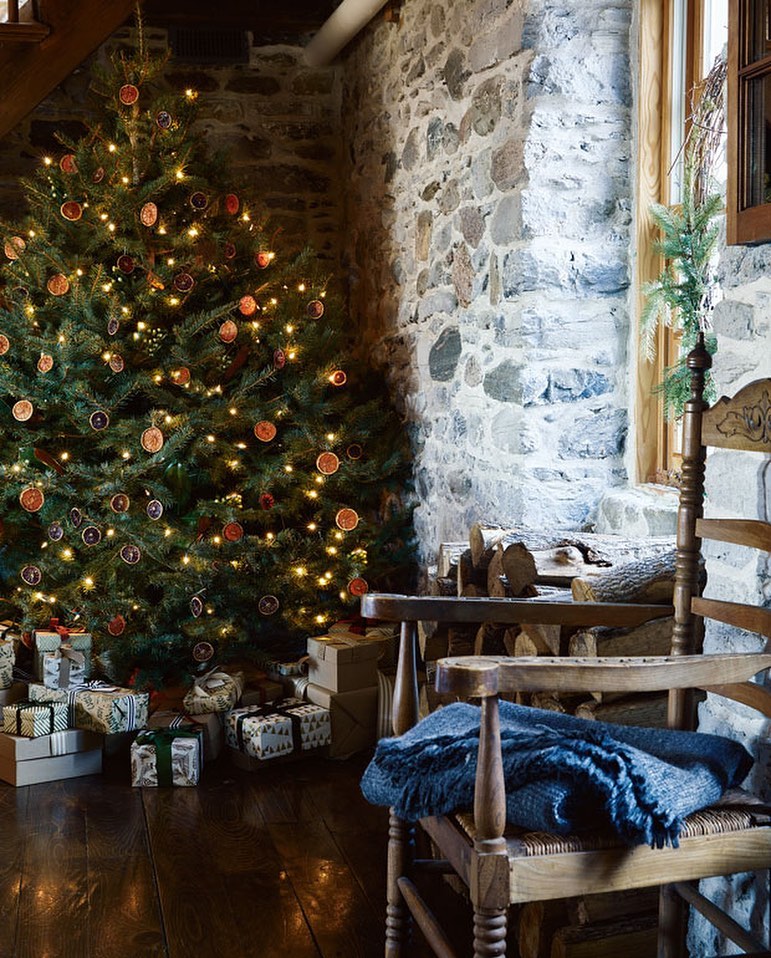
(571, 549), (677, 604)
(437, 541), (468, 578)
(568, 617), (674, 658)
(575, 693), (669, 727)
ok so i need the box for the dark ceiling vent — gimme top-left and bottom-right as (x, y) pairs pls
(168, 26), (250, 64)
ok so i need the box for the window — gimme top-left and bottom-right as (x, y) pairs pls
(727, 0), (771, 242)
(635, 0), (727, 484)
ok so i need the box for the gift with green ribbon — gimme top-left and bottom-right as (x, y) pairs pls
(130, 727), (203, 787)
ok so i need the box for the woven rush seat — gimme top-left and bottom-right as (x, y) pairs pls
(455, 795), (771, 858)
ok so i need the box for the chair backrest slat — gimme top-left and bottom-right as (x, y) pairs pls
(695, 518), (771, 552)
(691, 598), (771, 640)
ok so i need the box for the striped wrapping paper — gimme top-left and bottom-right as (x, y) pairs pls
(3, 700), (69, 737)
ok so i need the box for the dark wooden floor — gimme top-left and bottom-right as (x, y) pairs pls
(0, 751), (476, 958)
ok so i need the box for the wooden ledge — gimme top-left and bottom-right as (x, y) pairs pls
(0, 21), (50, 41)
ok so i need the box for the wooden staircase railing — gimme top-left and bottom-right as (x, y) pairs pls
(0, 0), (50, 42)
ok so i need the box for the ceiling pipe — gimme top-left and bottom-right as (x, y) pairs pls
(304, 0), (390, 66)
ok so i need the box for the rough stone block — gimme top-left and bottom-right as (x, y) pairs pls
(468, 76), (503, 137)
(558, 406), (627, 459)
(452, 243), (474, 308)
(428, 327), (462, 383)
(490, 194), (521, 245)
(458, 206), (486, 248)
(491, 136), (525, 190)
(443, 48), (470, 101)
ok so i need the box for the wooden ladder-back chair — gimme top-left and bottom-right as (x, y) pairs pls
(361, 339), (771, 958)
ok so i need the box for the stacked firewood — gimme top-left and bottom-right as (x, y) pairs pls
(423, 524), (682, 951)
(422, 523), (677, 721)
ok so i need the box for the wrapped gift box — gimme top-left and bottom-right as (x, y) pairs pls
(0, 728), (102, 786)
(131, 728), (203, 787)
(225, 698), (330, 761)
(29, 682), (149, 734)
(306, 634), (380, 693)
(42, 646), (86, 689)
(147, 710), (223, 761)
(32, 628), (92, 681)
(306, 683), (378, 759)
(329, 620), (399, 669)
(3, 700), (69, 737)
(183, 669), (243, 715)
(0, 639), (15, 689)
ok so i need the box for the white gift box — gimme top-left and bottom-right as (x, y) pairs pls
(225, 697), (330, 761)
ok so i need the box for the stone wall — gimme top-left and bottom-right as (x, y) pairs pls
(0, 26), (343, 263)
(340, 0), (635, 560)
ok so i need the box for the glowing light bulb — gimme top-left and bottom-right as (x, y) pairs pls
(326, 547), (337, 555)
(229, 407), (237, 416)
(60, 452), (70, 461)
(307, 523), (317, 532)
(76, 269), (83, 277)
(137, 321), (146, 330)
(206, 434), (215, 443)
(83, 577), (94, 588)
(102, 351), (112, 361)
(308, 490), (318, 499)
(298, 284), (306, 292)
(121, 176), (129, 185)
(176, 169), (184, 180)
(286, 325), (294, 333)
(284, 465), (293, 473)
(164, 415), (172, 424)
(164, 528), (172, 538)
(266, 532), (274, 541)
(108, 143), (116, 152)
(106, 529), (114, 537)
(235, 442), (246, 450)
(100, 213), (108, 221)
(121, 451), (131, 460)
(182, 555), (190, 565)
(326, 433), (335, 441)
(213, 536), (222, 545)
(188, 228), (199, 238)
(167, 258), (175, 266)
(43, 157), (52, 166)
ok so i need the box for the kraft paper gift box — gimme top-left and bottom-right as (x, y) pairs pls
(306, 683), (378, 759)
(0, 639), (14, 689)
(306, 634), (380, 693)
(3, 700), (69, 737)
(131, 727), (204, 787)
(147, 709), (223, 761)
(240, 678), (283, 708)
(225, 697), (331, 761)
(329, 621), (399, 669)
(32, 628), (92, 681)
(182, 669), (244, 715)
(29, 681), (149, 734)
(42, 646), (86, 690)
(0, 728), (103, 786)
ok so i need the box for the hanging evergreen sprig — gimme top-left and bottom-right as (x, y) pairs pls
(641, 53), (726, 417)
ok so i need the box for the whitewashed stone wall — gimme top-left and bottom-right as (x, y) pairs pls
(340, 0), (635, 561)
(687, 247), (771, 955)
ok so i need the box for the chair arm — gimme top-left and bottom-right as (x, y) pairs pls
(361, 593), (672, 628)
(435, 653), (771, 698)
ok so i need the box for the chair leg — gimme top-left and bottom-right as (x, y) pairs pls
(473, 907), (507, 957)
(658, 883), (687, 958)
(386, 808), (415, 957)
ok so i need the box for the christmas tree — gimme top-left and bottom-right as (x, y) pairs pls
(0, 36), (413, 690)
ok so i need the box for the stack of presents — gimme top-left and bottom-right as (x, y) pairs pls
(0, 618), (398, 789)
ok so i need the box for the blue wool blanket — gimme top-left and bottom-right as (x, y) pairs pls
(360, 701), (753, 848)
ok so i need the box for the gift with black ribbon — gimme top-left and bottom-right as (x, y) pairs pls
(2, 699), (69, 737)
(131, 727), (203, 787)
(225, 696), (331, 761)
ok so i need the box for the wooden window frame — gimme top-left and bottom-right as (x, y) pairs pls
(726, 0), (771, 244)
(635, 0), (712, 485)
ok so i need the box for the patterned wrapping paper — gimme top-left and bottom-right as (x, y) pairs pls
(147, 710), (223, 761)
(131, 728), (203, 787)
(29, 682), (149, 734)
(182, 669), (244, 715)
(32, 630), (92, 681)
(0, 640), (14, 690)
(225, 697), (331, 761)
(3, 700), (69, 737)
(42, 648), (86, 690)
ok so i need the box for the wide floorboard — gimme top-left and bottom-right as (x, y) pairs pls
(0, 751), (478, 958)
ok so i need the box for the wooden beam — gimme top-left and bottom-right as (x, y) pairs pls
(0, 0), (136, 140)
